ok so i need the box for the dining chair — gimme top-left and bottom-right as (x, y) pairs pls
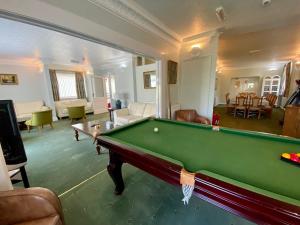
(225, 93), (235, 113)
(247, 96), (263, 119)
(238, 92), (247, 98)
(262, 94), (278, 117)
(234, 96), (247, 118)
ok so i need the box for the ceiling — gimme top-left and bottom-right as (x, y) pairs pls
(0, 18), (132, 70)
(134, 0), (300, 39)
(133, 0), (300, 69)
(218, 22), (300, 69)
(1, 0), (300, 71)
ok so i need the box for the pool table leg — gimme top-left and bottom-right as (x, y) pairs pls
(107, 150), (125, 195)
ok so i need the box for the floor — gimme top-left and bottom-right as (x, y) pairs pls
(213, 105), (284, 135)
(19, 113), (255, 225)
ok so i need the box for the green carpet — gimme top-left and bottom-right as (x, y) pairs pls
(61, 164), (254, 225)
(214, 106), (284, 135)
(20, 113), (110, 194)
(19, 113), (255, 225)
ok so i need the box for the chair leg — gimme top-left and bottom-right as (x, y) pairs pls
(27, 125), (31, 133)
(50, 123), (53, 129)
(244, 110), (246, 118)
(38, 126), (42, 133)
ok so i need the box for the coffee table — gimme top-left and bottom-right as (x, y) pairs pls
(72, 120), (114, 154)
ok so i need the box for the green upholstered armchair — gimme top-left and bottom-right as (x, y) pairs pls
(25, 109), (53, 132)
(67, 106), (86, 122)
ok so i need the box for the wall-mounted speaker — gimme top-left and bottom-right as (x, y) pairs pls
(168, 60), (178, 84)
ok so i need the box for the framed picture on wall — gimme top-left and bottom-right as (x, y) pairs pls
(0, 74), (18, 85)
(143, 71), (156, 89)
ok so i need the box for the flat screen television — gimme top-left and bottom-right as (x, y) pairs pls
(0, 100), (27, 165)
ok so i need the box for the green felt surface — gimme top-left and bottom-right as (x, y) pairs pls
(104, 119), (300, 205)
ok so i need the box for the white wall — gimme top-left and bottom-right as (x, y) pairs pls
(178, 32), (219, 120)
(216, 67), (284, 105)
(0, 64), (48, 103)
(0, 146), (13, 191)
(135, 63), (158, 103)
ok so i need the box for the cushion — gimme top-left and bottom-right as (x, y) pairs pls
(17, 114), (32, 122)
(69, 99), (87, 107)
(40, 106), (50, 111)
(62, 109), (68, 114)
(143, 103), (156, 118)
(116, 115), (141, 125)
(86, 102), (93, 110)
(128, 103), (146, 116)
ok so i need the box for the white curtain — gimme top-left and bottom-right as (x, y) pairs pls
(279, 65), (287, 96)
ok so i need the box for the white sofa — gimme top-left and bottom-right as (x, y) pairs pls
(14, 100), (50, 122)
(55, 99), (93, 119)
(113, 102), (156, 126)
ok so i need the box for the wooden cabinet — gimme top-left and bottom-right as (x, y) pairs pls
(283, 105), (300, 138)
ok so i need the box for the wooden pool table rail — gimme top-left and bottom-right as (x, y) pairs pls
(98, 135), (300, 225)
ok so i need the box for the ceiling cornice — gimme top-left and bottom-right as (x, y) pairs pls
(182, 29), (222, 43)
(220, 63), (287, 71)
(0, 58), (42, 67)
(88, 0), (182, 47)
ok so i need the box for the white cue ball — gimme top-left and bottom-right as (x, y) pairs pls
(154, 127), (159, 133)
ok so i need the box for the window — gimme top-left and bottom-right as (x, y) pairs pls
(56, 71), (77, 99)
(261, 75), (280, 97)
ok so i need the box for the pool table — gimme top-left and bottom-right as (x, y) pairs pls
(97, 118), (300, 224)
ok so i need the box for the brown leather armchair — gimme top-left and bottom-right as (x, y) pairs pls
(175, 110), (211, 125)
(0, 188), (64, 225)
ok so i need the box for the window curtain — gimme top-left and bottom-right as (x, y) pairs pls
(49, 69), (60, 101)
(283, 62), (292, 97)
(279, 65), (287, 96)
(75, 72), (86, 99)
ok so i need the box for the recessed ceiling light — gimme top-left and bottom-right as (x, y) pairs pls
(262, 0), (272, 7)
(249, 49), (262, 54)
(120, 63), (127, 68)
(269, 67), (277, 71)
(191, 44), (201, 49)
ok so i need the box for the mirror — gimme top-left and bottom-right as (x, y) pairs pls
(143, 71), (156, 89)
